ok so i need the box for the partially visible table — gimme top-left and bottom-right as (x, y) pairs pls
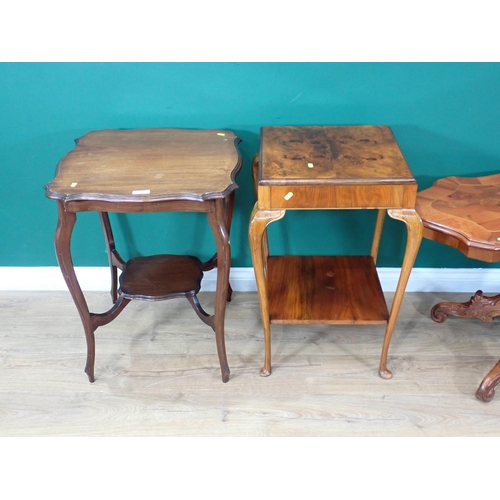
(249, 126), (423, 378)
(45, 128), (242, 383)
(416, 173), (500, 402)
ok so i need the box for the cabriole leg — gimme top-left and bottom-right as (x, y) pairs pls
(379, 208), (423, 379)
(207, 198), (232, 383)
(55, 202), (97, 383)
(248, 203), (286, 377)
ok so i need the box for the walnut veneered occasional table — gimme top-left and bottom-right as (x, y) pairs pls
(45, 128), (242, 383)
(249, 125), (423, 378)
(416, 173), (500, 402)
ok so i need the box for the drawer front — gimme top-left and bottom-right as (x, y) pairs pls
(266, 184), (417, 210)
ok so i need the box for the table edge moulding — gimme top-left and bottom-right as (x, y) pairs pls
(44, 128), (242, 384)
(249, 125), (423, 379)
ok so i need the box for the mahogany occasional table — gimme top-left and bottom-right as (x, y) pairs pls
(249, 126), (423, 378)
(45, 128), (242, 383)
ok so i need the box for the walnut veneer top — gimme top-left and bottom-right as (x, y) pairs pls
(45, 128), (242, 203)
(260, 126), (415, 185)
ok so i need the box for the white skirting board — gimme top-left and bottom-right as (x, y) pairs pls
(0, 266), (500, 293)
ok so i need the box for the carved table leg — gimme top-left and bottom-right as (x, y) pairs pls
(476, 359), (500, 402)
(55, 202), (97, 382)
(431, 290), (500, 323)
(207, 198), (232, 383)
(248, 203), (286, 377)
(379, 208), (423, 379)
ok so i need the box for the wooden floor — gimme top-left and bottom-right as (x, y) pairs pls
(1, 290), (500, 437)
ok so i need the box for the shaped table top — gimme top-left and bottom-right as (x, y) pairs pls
(45, 128), (242, 204)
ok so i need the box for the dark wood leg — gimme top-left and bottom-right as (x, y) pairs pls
(55, 202), (96, 383)
(431, 290), (500, 323)
(207, 198), (231, 383)
(90, 296), (131, 328)
(187, 295), (215, 329)
(202, 192), (235, 302)
(99, 212), (125, 304)
(476, 359), (500, 402)
(430, 291), (500, 402)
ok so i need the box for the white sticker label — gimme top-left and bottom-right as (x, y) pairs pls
(284, 192), (294, 200)
(132, 189), (151, 195)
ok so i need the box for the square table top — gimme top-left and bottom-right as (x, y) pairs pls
(259, 125), (416, 186)
(45, 128), (242, 203)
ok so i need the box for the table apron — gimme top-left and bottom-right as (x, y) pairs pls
(63, 199), (216, 213)
(259, 184), (417, 210)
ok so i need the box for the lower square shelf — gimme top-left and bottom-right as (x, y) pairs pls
(267, 255), (389, 324)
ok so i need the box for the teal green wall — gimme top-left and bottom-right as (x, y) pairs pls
(1, 62), (500, 268)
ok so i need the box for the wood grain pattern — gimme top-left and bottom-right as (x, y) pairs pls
(256, 126), (417, 211)
(267, 183), (417, 210)
(45, 128), (242, 203)
(260, 126), (416, 185)
(1, 291), (500, 437)
(267, 256), (389, 324)
(416, 173), (500, 262)
(250, 126), (422, 379)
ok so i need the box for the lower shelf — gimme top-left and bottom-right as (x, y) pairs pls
(267, 255), (389, 324)
(119, 254), (203, 300)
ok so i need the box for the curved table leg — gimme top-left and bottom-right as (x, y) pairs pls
(202, 192), (235, 302)
(476, 359), (500, 402)
(55, 202), (97, 383)
(248, 203), (286, 377)
(379, 208), (423, 379)
(90, 296), (131, 328)
(99, 212), (125, 304)
(187, 294), (215, 330)
(207, 198), (232, 383)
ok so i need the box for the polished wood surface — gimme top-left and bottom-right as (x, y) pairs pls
(267, 256), (388, 324)
(416, 174), (500, 401)
(431, 290), (500, 323)
(249, 126), (423, 379)
(45, 128), (241, 203)
(45, 128), (242, 384)
(260, 126), (416, 184)
(258, 126), (417, 210)
(476, 359), (500, 402)
(119, 255), (204, 300)
(2, 291), (500, 437)
(416, 173), (500, 262)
